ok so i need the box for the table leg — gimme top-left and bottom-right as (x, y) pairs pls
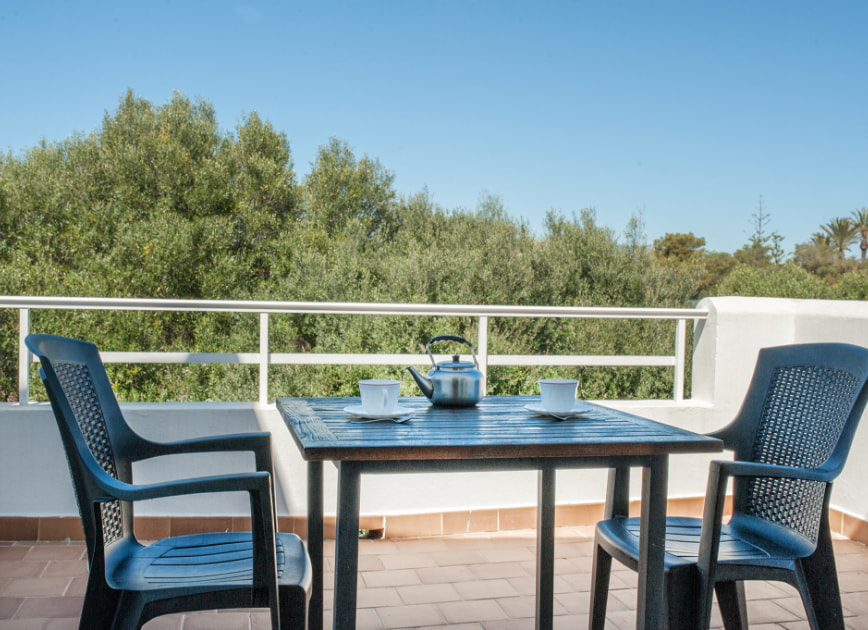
(333, 462), (361, 630)
(536, 466), (556, 630)
(637, 456), (668, 630)
(307, 461), (323, 630)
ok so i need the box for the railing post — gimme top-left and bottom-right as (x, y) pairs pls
(19, 308), (30, 405)
(259, 312), (269, 405)
(478, 316), (489, 396)
(674, 318), (686, 402)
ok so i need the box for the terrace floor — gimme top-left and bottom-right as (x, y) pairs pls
(2, 525), (867, 630)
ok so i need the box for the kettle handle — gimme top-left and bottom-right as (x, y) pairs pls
(425, 335), (479, 368)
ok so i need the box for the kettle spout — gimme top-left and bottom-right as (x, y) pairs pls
(406, 366), (434, 399)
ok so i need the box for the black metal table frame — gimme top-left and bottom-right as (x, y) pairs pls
(305, 455), (667, 630)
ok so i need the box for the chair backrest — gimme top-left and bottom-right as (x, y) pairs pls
(25, 334), (139, 559)
(720, 342), (868, 546)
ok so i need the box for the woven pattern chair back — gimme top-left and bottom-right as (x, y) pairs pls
(745, 362), (861, 543)
(51, 358), (125, 545)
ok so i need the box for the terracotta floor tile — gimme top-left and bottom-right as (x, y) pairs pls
(453, 578), (519, 601)
(396, 583), (461, 605)
(15, 596), (83, 619)
(0, 563), (45, 580)
(1, 577), (70, 597)
(439, 599), (509, 624)
(0, 619), (53, 629)
(497, 593), (569, 619)
(23, 546), (84, 562)
(40, 561), (86, 578)
(478, 545), (535, 563)
(428, 549), (487, 567)
(357, 586), (402, 608)
(379, 552), (437, 571)
(376, 603), (444, 629)
(141, 613), (184, 629)
(0, 549), (30, 563)
(416, 565), (477, 584)
(466, 561), (529, 580)
(360, 567), (420, 589)
(0, 597), (22, 620)
(181, 612), (252, 630)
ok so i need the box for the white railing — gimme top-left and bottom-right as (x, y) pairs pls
(3, 296), (708, 405)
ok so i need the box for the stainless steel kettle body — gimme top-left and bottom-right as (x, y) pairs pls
(406, 335), (484, 407)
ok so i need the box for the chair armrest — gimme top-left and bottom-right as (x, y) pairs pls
(711, 459), (835, 484)
(94, 470), (273, 503)
(131, 432), (273, 473)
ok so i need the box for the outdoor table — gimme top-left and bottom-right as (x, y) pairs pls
(277, 395), (723, 630)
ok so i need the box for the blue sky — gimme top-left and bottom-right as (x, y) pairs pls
(2, 1), (866, 254)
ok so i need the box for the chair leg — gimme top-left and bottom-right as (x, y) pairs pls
(79, 572), (120, 630)
(589, 543), (613, 630)
(110, 592), (145, 630)
(798, 527), (845, 630)
(280, 586), (307, 630)
(714, 581), (747, 630)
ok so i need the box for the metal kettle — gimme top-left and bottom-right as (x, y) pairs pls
(407, 335), (484, 407)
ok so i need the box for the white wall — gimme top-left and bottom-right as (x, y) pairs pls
(2, 296), (866, 523)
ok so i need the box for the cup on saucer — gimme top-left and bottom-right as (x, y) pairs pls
(538, 378), (578, 415)
(359, 379), (401, 415)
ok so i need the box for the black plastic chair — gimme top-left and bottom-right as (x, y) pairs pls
(26, 333), (311, 630)
(590, 342), (868, 630)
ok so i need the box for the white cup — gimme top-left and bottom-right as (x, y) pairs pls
(539, 379), (578, 414)
(359, 379), (401, 414)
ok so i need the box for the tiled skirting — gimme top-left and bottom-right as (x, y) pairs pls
(2, 498), (866, 544)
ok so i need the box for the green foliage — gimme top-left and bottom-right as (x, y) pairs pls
(849, 208), (868, 261)
(2, 90), (865, 403)
(302, 137), (396, 237)
(653, 232), (706, 262)
(733, 196), (785, 266)
(713, 263), (832, 299)
(822, 217), (858, 258)
(835, 269), (868, 300)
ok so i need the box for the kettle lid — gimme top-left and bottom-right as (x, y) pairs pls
(436, 354), (478, 370)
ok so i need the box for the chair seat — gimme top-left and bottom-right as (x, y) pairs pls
(109, 532), (311, 595)
(596, 516), (794, 572)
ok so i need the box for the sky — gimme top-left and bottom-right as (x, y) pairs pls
(1, 1), (866, 255)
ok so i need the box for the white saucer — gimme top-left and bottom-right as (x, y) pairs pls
(343, 405), (414, 420)
(525, 402), (593, 419)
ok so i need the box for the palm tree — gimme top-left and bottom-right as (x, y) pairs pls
(822, 217), (858, 258)
(851, 208), (868, 261)
(809, 232), (832, 247)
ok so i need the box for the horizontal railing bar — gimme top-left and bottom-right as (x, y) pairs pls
(271, 353), (430, 365)
(30, 351), (676, 368)
(102, 352), (262, 364)
(0, 296), (707, 321)
(487, 355), (676, 367)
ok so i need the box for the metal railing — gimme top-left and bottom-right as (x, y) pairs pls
(3, 296), (708, 405)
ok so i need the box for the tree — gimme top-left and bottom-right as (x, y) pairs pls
(302, 138), (396, 237)
(851, 208), (868, 261)
(793, 234), (854, 284)
(821, 217), (857, 259)
(714, 263), (831, 299)
(653, 232), (706, 262)
(733, 196), (785, 266)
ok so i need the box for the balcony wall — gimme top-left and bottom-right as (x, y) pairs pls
(1, 296), (867, 541)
